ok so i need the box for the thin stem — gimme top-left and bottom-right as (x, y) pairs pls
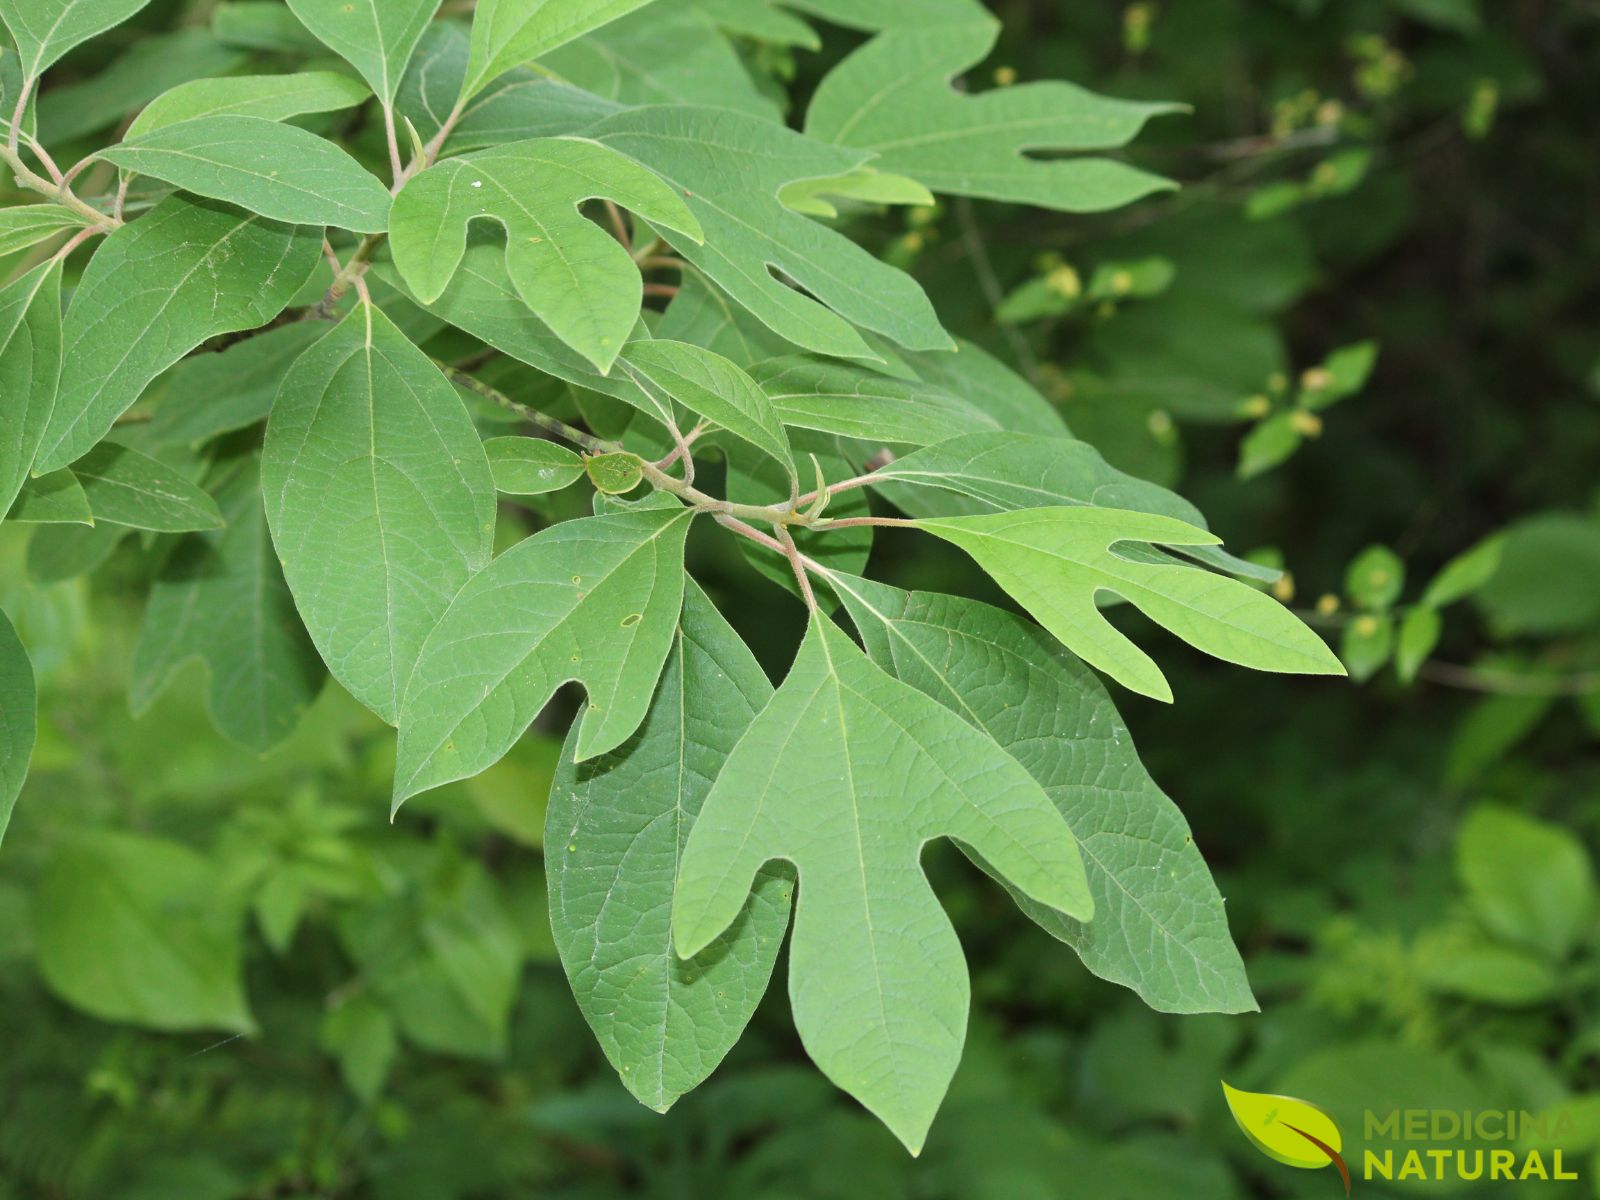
(0, 140), (119, 230)
(437, 363), (617, 453)
(7, 81), (29, 154)
(714, 514), (785, 554)
(1417, 662), (1600, 698)
(775, 524), (818, 612)
(602, 199), (630, 247)
(955, 195), (1043, 388)
(812, 515), (917, 531)
(788, 470), (880, 512)
(381, 103), (405, 184)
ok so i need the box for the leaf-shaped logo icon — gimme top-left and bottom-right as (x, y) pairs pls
(1222, 1081), (1351, 1194)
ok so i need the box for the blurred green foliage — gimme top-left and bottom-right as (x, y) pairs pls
(3, 0), (1599, 1196)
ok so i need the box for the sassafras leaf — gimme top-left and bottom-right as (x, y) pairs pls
(72, 440), (225, 531)
(1, 0), (155, 79)
(674, 613), (1091, 1153)
(0, 610), (35, 846)
(459, 0), (659, 101)
(917, 507), (1345, 701)
(0, 261), (63, 518)
(285, 0), (436, 105)
(394, 507), (693, 807)
(263, 304), (496, 725)
(126, 70), (371, 138)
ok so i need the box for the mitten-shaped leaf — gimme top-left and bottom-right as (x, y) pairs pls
(394, 508), (692, 807)
(263, 304), (496, 724)
(590, 106), (952, 359)
(0, 262), (63, 518)
(101, 116), (392, 232)
(390, 137), (701, 371)
(830, 573), (1255, 1014)
(806, 16), (1179, 212)
(548, 581), (789, 1112)
(37, 195), (321, 472)
(673, 614), (1092, 1152)
(918, 507), (1345, 702)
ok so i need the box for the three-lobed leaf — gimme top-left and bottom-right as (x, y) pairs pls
(917, 507), (1344, 701)
(548, 580), (788, 1111)
(589, 105), (952, 360)
(394, 507), (693, 807)
(674, 613), (1092, 1153)
(101, 115), (392, 232)
(830, 573), (1255, 1014)
(263, 304), (496, 725)
(389, 136), (701, 370)
(37, 194), (321, 473)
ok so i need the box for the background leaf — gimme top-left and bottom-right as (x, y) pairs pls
(0, 610), (34, 845)
(0, 262), (63, 518)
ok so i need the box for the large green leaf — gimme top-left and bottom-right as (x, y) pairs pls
(389, 137), (701, 370)
(548, 580), (788, 1111)
(126, 69), (371, 137)
(869, 432), (1277, 580)
(542, 0), (777, 118)
(806, 17), (1178, 212)
(263, 304), (495, 725)
(621, 339), (796, 479)
(132, 456), (327, 752)
(830, 574), (1255, 1014)
(917, 507), (1345, 701)
(674, 613), (1092, 1152)
(0, 610), (34, 846)
(0, 206), (91, 257)
(285, 0), (436, 105)
(751, 356), (996, 446)
(0, 0), (154, 79)
(100, 115), (392, 232)
(459, 0), (658, 101)
(0, 261), (63, 518)
(394, 507), (693, 807)
(37, 195), (321, 473)
(35, 831), (254, 1034)
(72, 440), (225, 531)
(590, 105), (951, 359)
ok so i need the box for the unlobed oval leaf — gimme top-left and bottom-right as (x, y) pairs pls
(393, 507), (694, 807)
(37, 194), (322, 473)
(0, 610), (35, 845)
(0, 260), (63, 517)
(459, 0), (658, 101)
(286, 0), (436, 105)
(673, 613), (1091, 1153)
(1, 0), (155, 78)
(751, 355), (996, 446)
(484, 436), (584, 495)
(127, 69), (372, 138)
(71, 440), (224, 531)
(263, 304), (496, 725)
(0, 206), (92, 257)
(100, 115), (392, 232)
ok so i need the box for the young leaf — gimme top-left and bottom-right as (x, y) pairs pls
(1, 0), (155, 79)
(829, 574), (1255, 1014)
(459, 0), (658, 102)
(389, 137), (702, 370)
(590, 106), (952, 359)
(7, 469), (91, 525)
(0, 206), (91, 257)
(484, 436), (584, 495)
(100, 116), (392, 232)
(263, 304), (496, 725)
(621, 339), (796, 480)
(806, 19), (1179, 212)
(674, 613), (1092, 1153)
(548, 581), (788, 1112)
(866, 432), (1275, 580)
(751, 356), (996, 446)
(0, 610), (35, 846)
(72, 440), (225, 531)
(285, 0), (436, 105)
(0, 261), (63, 518)
(35, 831), (255, 1034)
(916, 507), (1344, 701)
(133, 456), (327, 752)
(126, 70), (371, 138)
(393, 507), (693, 807)
(37, 195), (321, 472)
(1395, 606), (1441, 684)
